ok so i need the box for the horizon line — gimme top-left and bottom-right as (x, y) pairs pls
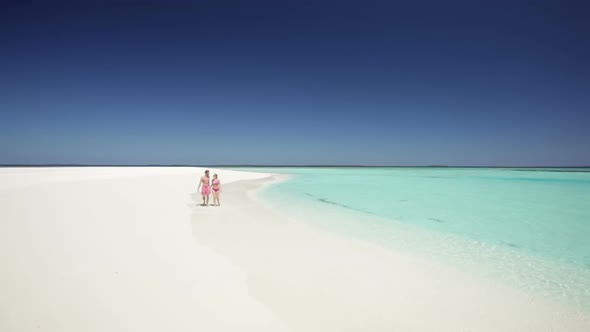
(1, 164), (589, 169)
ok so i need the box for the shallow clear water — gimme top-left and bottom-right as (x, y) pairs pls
(235, 167), (590, 309)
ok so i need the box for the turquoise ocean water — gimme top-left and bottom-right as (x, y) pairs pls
(235, 167), (590, 309)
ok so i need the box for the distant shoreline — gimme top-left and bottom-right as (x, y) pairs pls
(1, 164), (589, 169)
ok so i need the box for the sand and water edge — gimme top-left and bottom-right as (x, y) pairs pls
(1, 167), (589, 331)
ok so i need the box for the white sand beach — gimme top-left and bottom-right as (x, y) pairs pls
(1, 167), (589, 331)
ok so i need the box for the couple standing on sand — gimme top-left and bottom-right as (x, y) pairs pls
(198, 169), (222, 206)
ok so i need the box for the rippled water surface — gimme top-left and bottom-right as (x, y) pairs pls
(236, 167), (590, 308)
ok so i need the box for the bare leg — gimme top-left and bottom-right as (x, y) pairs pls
(216, 191), (221, 206)
(205, 194), (210, 206)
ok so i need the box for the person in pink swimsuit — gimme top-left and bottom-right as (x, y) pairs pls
(198, 170), (211, 206)
(211, 173), (222, 206)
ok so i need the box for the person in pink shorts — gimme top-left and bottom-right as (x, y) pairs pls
(198, 169), (211, 206)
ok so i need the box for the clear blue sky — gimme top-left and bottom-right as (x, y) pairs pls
(1, 0), (589, 166)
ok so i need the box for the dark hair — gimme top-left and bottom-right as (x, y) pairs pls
(205, 169), (210, 174)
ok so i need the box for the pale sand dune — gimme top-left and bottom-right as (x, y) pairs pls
(1, 168), (589, 331)
(0, 167), (288, 332)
